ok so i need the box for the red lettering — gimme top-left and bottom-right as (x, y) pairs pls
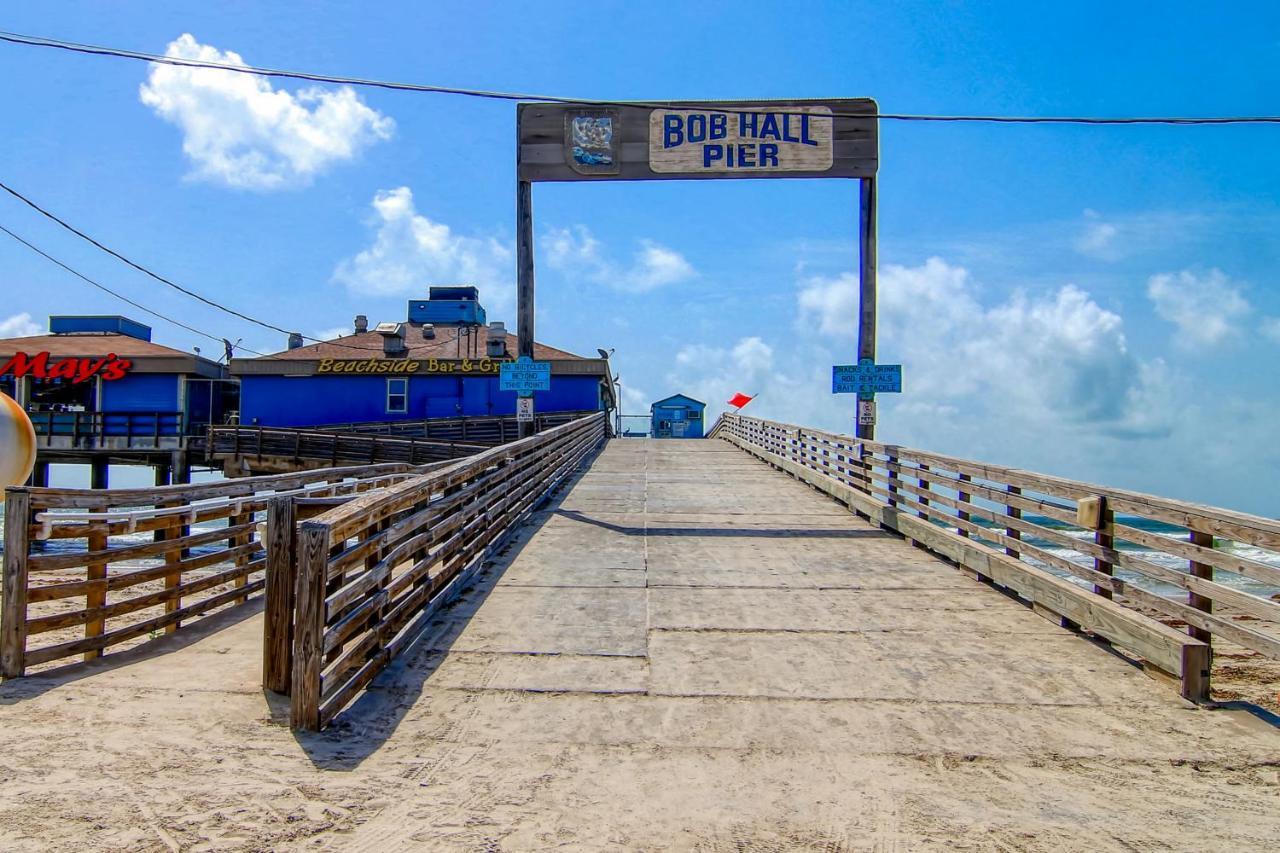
(48, 359), (78, 380)
(75, 355), (111, 384)
(99, 358), (131, 381)
(0, 351), (50, 378)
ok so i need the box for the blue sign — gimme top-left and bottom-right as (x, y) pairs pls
(832, 358), (902, 396)
(500, 356), (551, 397)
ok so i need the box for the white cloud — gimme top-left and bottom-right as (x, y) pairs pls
(797, 257), (1174, 437)
(1262, 317), (1280, 343)
(1074, 210), (1120, 258)
(1146, 268), (1250, 346)
(0, 312), (42, 338)
(139, 34), (393, 189)
(543, 225), (695, 292)
(332, 187), (513, 311)
(313, 326), (353, 342)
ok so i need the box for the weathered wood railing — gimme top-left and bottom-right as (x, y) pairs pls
(312, 409), (597, 440)
(275, 412), (606, 730)
(713, 414), (1280, 701)
(1, 463), (429, 677)
(206, 426), (488, 469)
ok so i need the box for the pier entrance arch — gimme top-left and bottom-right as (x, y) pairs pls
(514, 99), (880, 437)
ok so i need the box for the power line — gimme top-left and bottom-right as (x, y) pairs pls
(0, 179), (377, 354)
(2, 29), (1279, 126)
(0, 221), (266, 356)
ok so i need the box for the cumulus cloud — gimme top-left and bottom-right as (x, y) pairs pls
(332, 187), (513, 310)
(0, 312), (42, 337)
(797, 257), (1174, 437)
(139, 34), (393, 189)
(1074, 210), (1119, 258)
(543, 225), (695, 292)
(1146, 268), (1250, 346)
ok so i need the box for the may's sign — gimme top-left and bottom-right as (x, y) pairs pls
(1, 352), (132, 383)
(517, 99), (877, 182)
(650, 107), (833, 173)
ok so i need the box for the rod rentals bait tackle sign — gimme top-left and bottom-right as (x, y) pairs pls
(517, 99), (877, 182)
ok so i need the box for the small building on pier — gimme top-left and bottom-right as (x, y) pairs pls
(0, 315), (232, 486)
(231, 287), (611, 428)
(650, 394), (705, 439)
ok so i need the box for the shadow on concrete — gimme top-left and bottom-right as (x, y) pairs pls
(1213, 700), (1280, 730)
(553, 509), (894, 539)
(287, 463), (592, 769)
(0, 596), (265, 703)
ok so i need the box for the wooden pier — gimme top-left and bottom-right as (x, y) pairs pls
(2, 413), (1278, 849)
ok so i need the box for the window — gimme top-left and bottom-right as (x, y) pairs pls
(386, 378), (407, 413)
(688, 409), (701, 420)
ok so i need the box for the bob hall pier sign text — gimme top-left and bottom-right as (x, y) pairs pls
(517, 99), (877, 181)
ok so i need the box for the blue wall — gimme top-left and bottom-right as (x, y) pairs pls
(650, 395), (705, 439)
(240, 375), (601, 426)
(100, 373), (180, 412)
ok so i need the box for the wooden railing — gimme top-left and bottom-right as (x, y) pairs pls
(206, 425), (488, 468)
(714, 414), (1280, 701)
(1, 463), (431, 677)
(29, 410), (186, 448)
(272, 412), (606, 730)
(310, 409), (598, 441)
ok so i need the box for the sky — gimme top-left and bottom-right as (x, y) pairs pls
(1, 2), (1279, 513)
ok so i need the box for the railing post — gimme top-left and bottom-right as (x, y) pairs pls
(886, 451), (898, 507)
(1004, 485), (1022, 558)
(1094, 498), (1115, 600)
(957, 473), (971, 537)
(83, 528), (109, 661)
(1188, 530), (1214, 645)
(2, 489), (32, 678)
(290, 522), (329, 731)
(264, 496), (296, 694)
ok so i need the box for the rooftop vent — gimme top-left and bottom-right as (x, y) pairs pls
(354, 314), (368, 333)
(421, 324), (436, 340)
(376, 322), (407, 356)
(287, 332), (304, 350)
(486, 321), (507, 358)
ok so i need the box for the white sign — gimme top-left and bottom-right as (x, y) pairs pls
(516, 396), (535, 423)
(857, 399), (876, 426)
(648, 106), (834, 174)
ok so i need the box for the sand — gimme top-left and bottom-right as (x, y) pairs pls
(1, 439), (1277, 851)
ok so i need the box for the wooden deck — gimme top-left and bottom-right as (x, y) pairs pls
(1, 437), (1277, 851)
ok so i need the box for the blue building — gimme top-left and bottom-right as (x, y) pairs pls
(0, 315), (232, 485)
(231, 287), (611, 427)
(650, 394), (705, 439)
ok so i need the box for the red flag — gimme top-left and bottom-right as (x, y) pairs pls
(727, 392), (754, 410)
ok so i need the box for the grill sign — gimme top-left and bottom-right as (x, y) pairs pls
(0, 352), (132, 383)
(649, 107), (834, 173)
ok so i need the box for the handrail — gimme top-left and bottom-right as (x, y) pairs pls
(716, 414), (1280, 700)
(1, 461), (436, 677)
(277, 412), (607, 729)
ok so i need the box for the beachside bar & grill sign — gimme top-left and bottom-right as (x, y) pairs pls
(517, 99), (877, 182)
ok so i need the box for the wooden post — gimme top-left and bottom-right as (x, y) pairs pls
(886, 452), (898, 508)
(90, 459), (109, 489)
(957, 473), (971, 538)
(263, 497), (296, 694)
(855, 176), (877, 441)
(1093, 498), (1115, 600)
(231, 510), (251, 605)
(1187, 530), (1214, 644)
(83, 528), (108, 661)
(516, 178), (536, 440)
(1005, 485), (1022, 558)
(2, 489), (31, 678)
(290, 523), (329, 731)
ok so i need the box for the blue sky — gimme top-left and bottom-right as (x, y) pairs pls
(1, 2), (1279, 512)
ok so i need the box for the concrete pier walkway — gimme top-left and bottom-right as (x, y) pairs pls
(1, 438), (1277, 851)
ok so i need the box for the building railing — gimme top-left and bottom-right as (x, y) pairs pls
(267, 412), (607, 730)
(0, 462), (434, 677)
(304, 410), (599, 441)
(28, 409), (185, 448)
(712, 414), (1280, 701)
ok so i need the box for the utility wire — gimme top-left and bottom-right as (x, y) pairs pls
(0, 221), (266, 356)
(0, 179), (375, 354)
(2, 29), (1279, 126)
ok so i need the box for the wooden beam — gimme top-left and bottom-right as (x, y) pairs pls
(856, 176), (877, 441)
(263, 496), (296, 695)
(516, 177), (535, 440)
(1, 489), (31, 678)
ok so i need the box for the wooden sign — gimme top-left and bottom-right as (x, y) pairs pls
(518, 99), (877, 182)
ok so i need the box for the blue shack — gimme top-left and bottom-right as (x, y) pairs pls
(231, 287), (611, 427)
(650, 394), (705, 439)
